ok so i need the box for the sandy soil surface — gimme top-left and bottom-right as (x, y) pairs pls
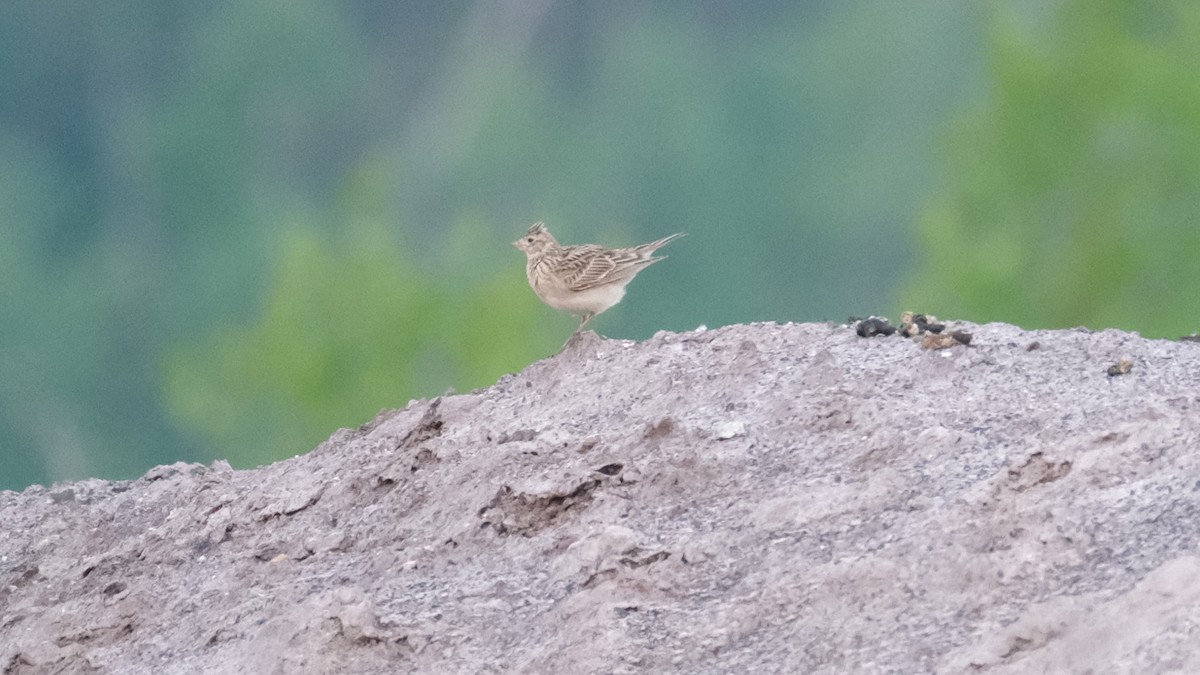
(3, 321), (1199, 674)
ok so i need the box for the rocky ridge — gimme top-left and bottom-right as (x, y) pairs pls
(2, 321), (1199, 673)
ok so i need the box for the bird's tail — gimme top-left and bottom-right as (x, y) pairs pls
(637, 232), (685, 259)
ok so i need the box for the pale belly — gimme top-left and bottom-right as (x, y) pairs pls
(537, 283), (627, 316)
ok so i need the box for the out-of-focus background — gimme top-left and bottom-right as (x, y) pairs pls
(3, 0), (1199, 491)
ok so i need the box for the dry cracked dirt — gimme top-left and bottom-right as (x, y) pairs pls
(3, 321), (1200, 674)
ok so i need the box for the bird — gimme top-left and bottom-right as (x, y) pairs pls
(513, 222), (683, 343)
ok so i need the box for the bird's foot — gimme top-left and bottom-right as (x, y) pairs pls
(560, 329), (603, 352)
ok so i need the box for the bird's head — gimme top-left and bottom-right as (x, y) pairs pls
(513, 222), (558, 256)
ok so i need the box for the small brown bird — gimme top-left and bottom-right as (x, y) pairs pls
(514, 222), (683, 342)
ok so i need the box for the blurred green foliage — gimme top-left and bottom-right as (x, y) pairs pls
(163, 168), (550, 466)
(906, 0), (1200, 335)
(4, 1), (1197, 491)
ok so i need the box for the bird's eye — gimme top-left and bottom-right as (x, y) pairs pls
(526, 237), (533, 243)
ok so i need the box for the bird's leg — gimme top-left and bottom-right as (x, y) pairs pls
(575, 312), (595, 335)
(562, 312), (595, 349)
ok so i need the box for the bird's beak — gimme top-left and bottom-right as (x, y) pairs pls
(512, 240), (520, 249)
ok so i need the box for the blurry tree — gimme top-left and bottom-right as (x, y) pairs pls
(1, 0), (982, 490)
(906, 0), (1200, 336)
(162, 166), (552, 467)
(0, 0), (396, 488)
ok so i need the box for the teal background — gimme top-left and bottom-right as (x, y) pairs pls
(3, 0), (1198, 491)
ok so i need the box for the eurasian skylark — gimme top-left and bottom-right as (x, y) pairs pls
(514, 222), (683, 341)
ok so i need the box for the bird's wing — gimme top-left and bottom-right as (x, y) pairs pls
(560, 245), (644, 292)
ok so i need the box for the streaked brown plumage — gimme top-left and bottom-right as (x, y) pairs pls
(513, 222), (683, 341)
